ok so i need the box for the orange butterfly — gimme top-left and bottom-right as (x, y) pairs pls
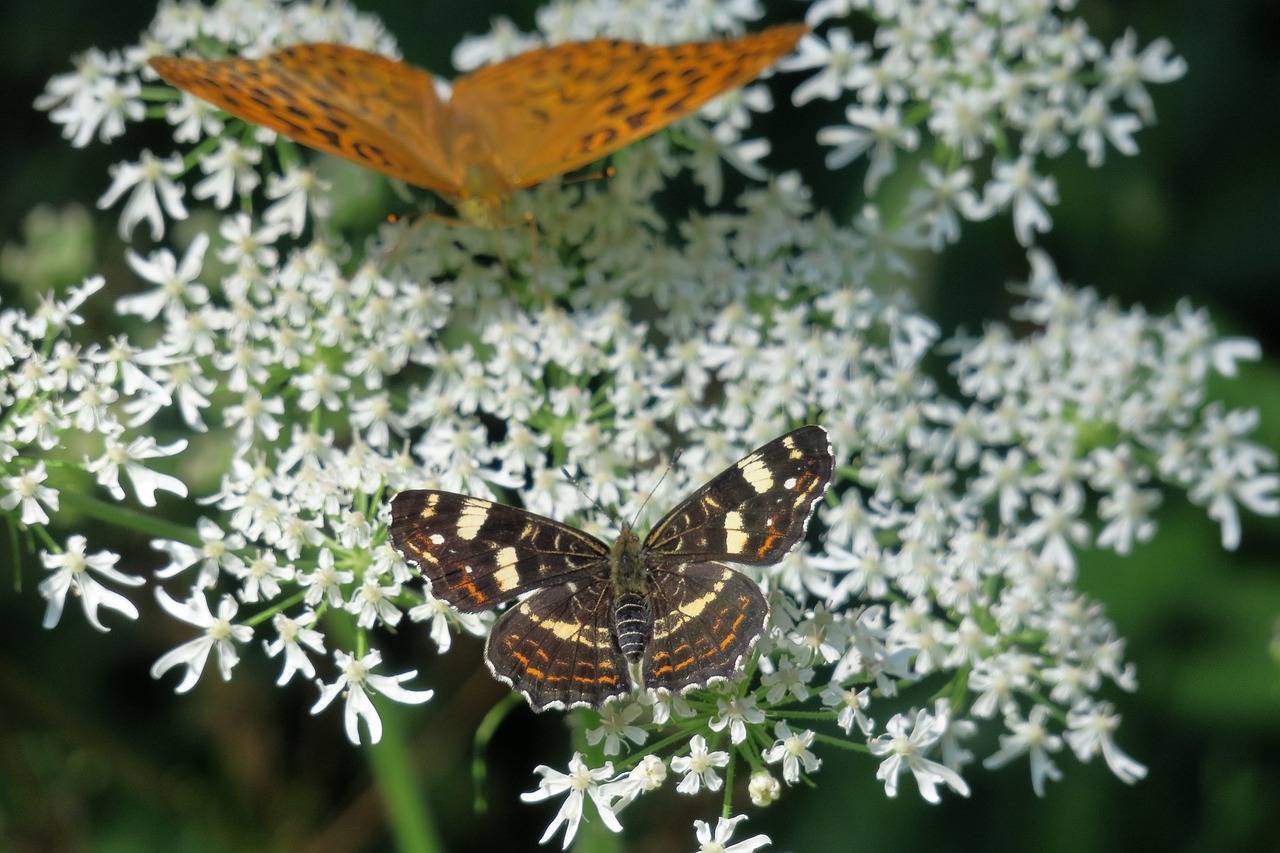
(148, 25), (806, 222)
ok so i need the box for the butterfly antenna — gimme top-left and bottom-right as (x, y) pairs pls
(560, 465), (620, 526)
(628, 446), (682, 530)
(554, 164), (616, 190)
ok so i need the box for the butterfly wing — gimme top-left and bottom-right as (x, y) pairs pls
(642, 561), (768, 694)
(644, 424), (834, 566)
(149, 44), (465, 195)
(485, 579), (632, 711)
(390, 490), (610, 612)
(452, 23), (807, 188)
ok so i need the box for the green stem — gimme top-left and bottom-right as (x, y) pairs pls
(571, 710), (622, 853)
(773, 709), (839, 721)
(812, 732), (870, 753)
(366, 704), (443, 853)
(57, 489), (203, 545)
(472, 693), (522, 812)
(721, 751), (737, 818)
(328, 615), (441, 853)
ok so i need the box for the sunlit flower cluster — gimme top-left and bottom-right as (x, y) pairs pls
(11, 0), (1271, 849)
(786, 0), (1187, 249)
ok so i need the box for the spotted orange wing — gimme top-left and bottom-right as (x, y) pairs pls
(148, 25), (805, 207)
(452, 23), (809, 187)
(148, 44), (465, 196)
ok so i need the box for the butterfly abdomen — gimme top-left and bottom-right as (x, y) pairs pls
(612, 590), (651, 663)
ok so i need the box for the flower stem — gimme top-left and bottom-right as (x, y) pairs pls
(366, 704), (444, 853)
(57, 488), (203, 545)
(326, 617), (441, 852)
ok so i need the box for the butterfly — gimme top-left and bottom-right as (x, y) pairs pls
(389, 425), (834, 711)
(147, 25), (806, 222)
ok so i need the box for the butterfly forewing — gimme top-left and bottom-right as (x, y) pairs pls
(390, 491), (610, 612)
(485, 579), (631, 711)
(149, 45), (463, 195)
(644, 424), (834, 565)
(454, 24), (808, 187)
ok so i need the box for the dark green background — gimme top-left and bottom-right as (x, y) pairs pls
(2, 1), (1278, 851)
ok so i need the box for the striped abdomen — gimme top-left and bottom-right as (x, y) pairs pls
(612, 590), (651, 663)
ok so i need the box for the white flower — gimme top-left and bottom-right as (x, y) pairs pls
(821, 682), (873, 736)
(295, 546), (354, 608)
(97, 150), (187, 240)
(1064, 701), (1148, 784)
(670, 734), (730, 794)
(227, 549), (295, 603)
(708, 693), (765, 745)
(600, 754), (667, 810)
(216, 212), (287, 269)
(520, 752), (623, 849)
(192, 138), (262, 208)
(818, 104), (919, 193)
(984, 155), (1058, 247)
(264, 166), (331, 236)
(932, 698), (979, 773)
(982, 705), (1064, 797)
(310, 649), (433, 745)
(150, 590), (252, 693)
(158, 90), (226, 143)
(47, 73), (144, 148)
(585, 701), (647, 756)
(346, 571), (403, 628)
(1102, 30), (1187, 122)
(747, 770), (781, 807)
(1075, 89), (1141, 167)
(692, 815), (770, 853)
(760, 656), (815, 704)
(87, 435), (188, 506)
(1, 460), (60, 525)
(762, 722), (821, 784)
(118, 233), (211, 321)
(781, 29), (870, 105)
(1190, 453), (1280, 551)
(152, 517), (245, 589)
(869, 709), (971, 803)
(263, 610), (325, 685)
(407, 593), (487, 653)
(38, 535), (142, 631)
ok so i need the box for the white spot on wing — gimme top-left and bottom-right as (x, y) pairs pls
(738, 454), (774, 494)
(456, 499), (489, 540)
(494, 547), (520, 591)
(677, 585), (722, 619)
(724, 510), (749, 554)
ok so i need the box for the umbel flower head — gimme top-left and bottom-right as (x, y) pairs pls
(11, 0), (1273, 849)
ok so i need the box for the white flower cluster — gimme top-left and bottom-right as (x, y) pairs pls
(0, 276), (189, 631)
(14, 0), (1272, 849)
(785, 0), (1187, 248)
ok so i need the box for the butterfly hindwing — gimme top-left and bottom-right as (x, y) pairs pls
(389, 490), (609, 612)
(485, 579), (631, 711)
(644, 424), (834, 566)
(642, 561), (769, 694)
